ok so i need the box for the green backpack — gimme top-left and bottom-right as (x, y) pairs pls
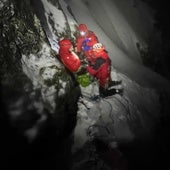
(76, 73), (91, 87)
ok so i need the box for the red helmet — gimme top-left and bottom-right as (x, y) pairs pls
(59, 39), (72, 51)
(59, 39), (72, 47)
(78, 24), (88, 36)
(78, 24), (88, 32)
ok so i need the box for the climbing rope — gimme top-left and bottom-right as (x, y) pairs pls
(86, 96), (115, 141)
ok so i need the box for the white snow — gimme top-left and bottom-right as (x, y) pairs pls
(72, 70), (161, 151)
(20, 0), (170, 156)
(21, 43), (66, 113)
(59, 0), (77, 34)
(41, 0), (66, 37)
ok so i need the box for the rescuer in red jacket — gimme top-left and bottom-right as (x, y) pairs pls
(86, 43), (123, 97)
(58, 39), (81, 73)
(76, 24), (99, 61)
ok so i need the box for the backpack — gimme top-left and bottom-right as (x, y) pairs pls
(76, 73), (92, 87)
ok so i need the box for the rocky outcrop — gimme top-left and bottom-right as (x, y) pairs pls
(0, 1), (80, 169)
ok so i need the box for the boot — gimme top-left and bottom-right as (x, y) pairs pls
(100, 87), (123, 97)
(108, 80), (122, 87)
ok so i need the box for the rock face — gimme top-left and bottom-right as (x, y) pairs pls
(0, 1), (80, 169)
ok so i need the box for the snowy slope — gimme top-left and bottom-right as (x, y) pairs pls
(20, 0), (169, 168)
(21, 44), (63, 113)
(72, 72), (161, 152)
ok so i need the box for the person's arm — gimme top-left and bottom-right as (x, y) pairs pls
(90, 57), (106, 69)
(86, 65), (97, 75)
(86, 57), (106, 75)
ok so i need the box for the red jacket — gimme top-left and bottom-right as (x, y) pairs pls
(59, 41), (81, 72)
(86, 50), (111, 88)
(76, 31), (98, 61)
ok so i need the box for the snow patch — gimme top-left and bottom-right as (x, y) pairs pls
(41, 0), (66, 37)
(21, 43), (66, 113)
(59, 0), (77, 35)
(72, 71), (161, 153)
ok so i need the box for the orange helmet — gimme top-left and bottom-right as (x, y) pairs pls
(78, 24), (88, 36)
(92, 43), (105, 53)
